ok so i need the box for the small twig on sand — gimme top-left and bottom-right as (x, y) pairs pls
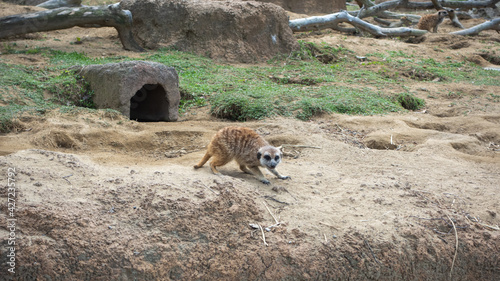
(264, 195), (289, 205)
(476, 222), (500, 231)
(364, 239), (381, 265)
(62, 174), (73, 184)
(319, 221), (339, 230)
(201, 182), (218, 194)
(324, 233), (328, 243)
(262, 201), (280, 225)
(447, 214), (459, 280)
(266, 223), (281, 230)
(281, 144), (322, 149)
(258, 224), (268, 246)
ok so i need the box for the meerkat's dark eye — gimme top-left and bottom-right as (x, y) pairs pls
(264, 155), (271, 161)
(275, 155), (280, 161)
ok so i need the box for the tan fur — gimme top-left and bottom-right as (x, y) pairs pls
(194, 126), (290, 184)
(417, 10), (449, 33)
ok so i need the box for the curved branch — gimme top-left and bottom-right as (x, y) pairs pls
(358, 0), (401, 19)
(451, 18), (500, 36)
(289, 11), (427, 37)
(37, 0), (82, 9)
(0, 3), (143, 52)
(400, 0), (499, 9)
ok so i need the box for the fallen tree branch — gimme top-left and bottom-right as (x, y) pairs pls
(289, 11), (427, 37)
(351, 0), (421, 21)
(0, 3), (143, 52)
(357, 0), (402, 19)
(357, 0), (500, 9)
(408, 0), (500, 9)
(451, 17), (500, 35)
(37, 0), (82, 9)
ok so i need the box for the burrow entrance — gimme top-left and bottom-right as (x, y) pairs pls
(130, 84), (169, 122)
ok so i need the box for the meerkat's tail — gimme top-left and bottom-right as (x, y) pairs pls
(194, 152), (211, 169)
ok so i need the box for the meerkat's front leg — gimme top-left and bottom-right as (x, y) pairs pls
(266, 167), (291, 180)
(239, 164), (254, 175)
(248, 166), (271, 184)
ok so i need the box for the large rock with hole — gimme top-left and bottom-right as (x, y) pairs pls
(76, 61), (180, 122)
(121, 0), (299, 62)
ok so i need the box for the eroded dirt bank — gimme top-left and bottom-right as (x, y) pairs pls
(0, 109), (499, 280)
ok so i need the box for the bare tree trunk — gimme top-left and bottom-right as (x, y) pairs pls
(289, 11), (427, 37)
(37, 0), (82, 9)
(353, 0), (421, 21)
(357, 0), (401, 19)
(0, 3), (143, 52)
(354, 0), (499, 21)
(399, 0), (499, 9)
(451, 18), (500, 35)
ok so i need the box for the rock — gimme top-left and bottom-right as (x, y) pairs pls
(75, 61), (180, 122)
(250, 0), (345, 14)
(121, 0), (299, 62)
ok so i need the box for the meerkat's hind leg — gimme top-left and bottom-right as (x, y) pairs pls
(248, 166), (271, 184)
(208, 155), (230, 175)
(267, 167), (291, 180)
(194, 151), (212, 169)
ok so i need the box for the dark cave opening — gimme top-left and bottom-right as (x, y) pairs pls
(130, 84), (169, 122)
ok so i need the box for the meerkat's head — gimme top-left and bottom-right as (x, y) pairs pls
(437, 10), (449, 19)
(257, 146), (282, 170)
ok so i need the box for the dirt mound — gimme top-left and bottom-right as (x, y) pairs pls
(121, 0), (299, 62)
(1, 109), (500, 279)
(238, 0), (346, 14)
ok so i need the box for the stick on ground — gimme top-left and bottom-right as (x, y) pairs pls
(258, 224), (268, 246)
(262, 201), (280, 225)
(447, 214), (459, 279)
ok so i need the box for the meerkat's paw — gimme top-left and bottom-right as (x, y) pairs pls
(261, 179), (271, 185)
(279, 175), (291, 180)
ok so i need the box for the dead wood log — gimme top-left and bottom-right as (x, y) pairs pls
(353, 0), (421, 21)
(357, 0), (500, 10)
(355, 0), (499, 21)
(289, 11), (427, 37)
(37, 0), (82, 9)
(407, 0), (499, 9)
(0, 3), (143, 52)
(451, 17), (500, 35)
(357, 0), (402, 19)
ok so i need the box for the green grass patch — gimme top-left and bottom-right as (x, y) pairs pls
(396, 93), (425, 111)
(1, 42), (499, 132)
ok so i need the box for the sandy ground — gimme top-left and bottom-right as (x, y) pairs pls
(1, 1), (500, 280)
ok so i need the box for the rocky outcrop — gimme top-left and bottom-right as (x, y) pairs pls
(75, 61), (180, 122)
(121, 0), (299, 62)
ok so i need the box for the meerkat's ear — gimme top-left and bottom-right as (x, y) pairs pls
(257, 152), (262, 160)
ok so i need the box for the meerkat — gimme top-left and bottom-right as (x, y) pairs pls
(194, 126), (290, 184)
(417, 10), (449, 33)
